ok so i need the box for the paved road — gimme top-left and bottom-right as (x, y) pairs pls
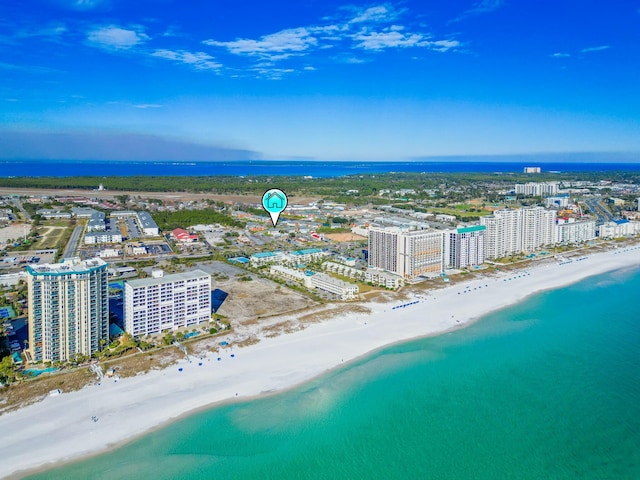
(63, 225), (83, 258)
(11, 199), (31, 221)
(584, 197), (615, 224)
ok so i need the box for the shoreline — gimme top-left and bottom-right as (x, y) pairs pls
(3, 245), (640, 479)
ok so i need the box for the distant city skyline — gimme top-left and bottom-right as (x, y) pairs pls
(2, 0), (639, 161)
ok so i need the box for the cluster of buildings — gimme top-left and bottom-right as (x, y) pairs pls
(24, 257), (211, 363)
(35, 208), (160, 246)
(269, 265), (359, 300)
(367, 225), (487, 280)
(366, 205), (604, 280)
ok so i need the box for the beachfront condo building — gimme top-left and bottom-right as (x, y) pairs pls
(557, 219), (597, 244)
(522, 206), (557, 253)
(124, 270), (211, 337)
(368, 227), (445, 279)
(26, 257), (109, 363)
(368, 227), (399, 274)
(446, 225), (486, 269)
(481, 207), (557, 259)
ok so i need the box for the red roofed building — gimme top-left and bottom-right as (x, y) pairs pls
(171, 228), (199, 243)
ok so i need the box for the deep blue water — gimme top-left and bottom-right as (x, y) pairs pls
(2, 160), (640, 178)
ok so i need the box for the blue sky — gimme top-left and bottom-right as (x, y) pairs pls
(1, 0), (639, 161)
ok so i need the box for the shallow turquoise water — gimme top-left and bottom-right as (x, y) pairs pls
(29, 267), (640, 479)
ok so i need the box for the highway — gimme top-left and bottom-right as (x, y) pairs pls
(584, 197), (615, 224)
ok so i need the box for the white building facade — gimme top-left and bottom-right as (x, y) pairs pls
(515, 182), (559, 196)
(446, 225), (486, 269)
(26, 257), (109, 363)
(481, 207), (557, 259)
(124, 270), (211, 337)
(368, 227), (445, 279)
(557, 219), (596, 244)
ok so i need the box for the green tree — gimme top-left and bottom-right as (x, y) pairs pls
(163, 331), (174, 345)
(0, 355), (17, 384)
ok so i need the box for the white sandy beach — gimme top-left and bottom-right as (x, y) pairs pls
(2, 245), (640, 479)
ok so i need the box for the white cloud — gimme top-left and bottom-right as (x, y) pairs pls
(550, 52), (571, 58)
(87, 25), (149, 49)
(354, 30), (425, 50)
(204, 28), (317, 58)
(353, 29), (460, 52)
(428, 39), (461, 52)
(152, 49), (221, 71)
(581, 45), (611, 53)
(349, 4), (401, 24)
(198, 4), (460, 77)
(132, 104), (163, 109)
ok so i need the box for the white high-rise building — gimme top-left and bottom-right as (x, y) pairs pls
(481, 209), (523, 259)
(446, 225), (486, 269)
(26, 257), (109, 363)
(368, 227), (399, 274)
(522, 206), (557, 252)
(368, 227), (444, 279)
(557, 219), (596, 244)
(481, 207), (557, 259)
(124, 270), (211, 337)
(515, 182), (559, 196)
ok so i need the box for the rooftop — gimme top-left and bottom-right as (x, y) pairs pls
(26, 257), (107, 276)
(126, 269), (210, 288)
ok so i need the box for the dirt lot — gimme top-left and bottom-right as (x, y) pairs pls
(0, 223), (29, 246)
(324, 232), (367, 242)
(215, 275), (316, 323)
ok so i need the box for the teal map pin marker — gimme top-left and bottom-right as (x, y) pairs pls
(262, 188), (288, 227)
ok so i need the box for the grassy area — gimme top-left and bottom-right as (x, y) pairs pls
(0, 368), (95, 414)
(32, 226), (66, 250)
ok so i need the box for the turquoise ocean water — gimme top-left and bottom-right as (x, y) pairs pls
(29, 267), (640, 480)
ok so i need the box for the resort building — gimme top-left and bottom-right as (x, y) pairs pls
(287, 248), (327, 264)
(598, 219), (640, 239)
(124, 270), (211, 337)
(26, 257), (109, 363)
(250, 251), (286, 266)
(368, 227), (445, 279)
(270, 265), (359, 299)
(270, 265), (310, 283)
(368, 227), (400, 274)
(557, 219), (596, 244)
(321, 262), (404, 289)
(446, 225), (486, 269)
(481, 207), (557, 259)
(308, 272), (359, 300)
(521, 206), (557, 253)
